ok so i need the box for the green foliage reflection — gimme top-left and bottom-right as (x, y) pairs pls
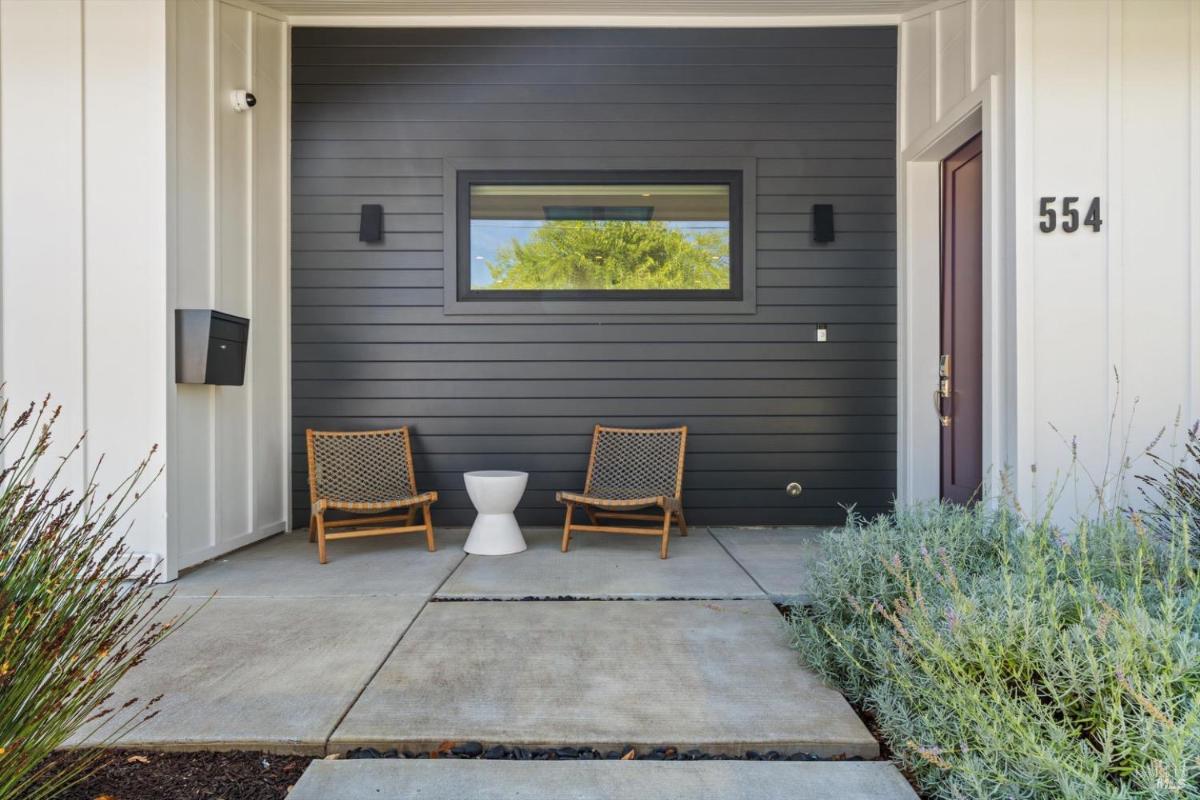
(480, 220), (729, 291)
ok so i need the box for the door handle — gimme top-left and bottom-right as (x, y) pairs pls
(934, 354), (951, 427)
(933, 391), (951, 427)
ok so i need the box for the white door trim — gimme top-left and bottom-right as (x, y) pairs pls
(897, 76), (1005, 505)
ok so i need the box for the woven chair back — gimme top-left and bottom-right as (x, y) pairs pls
(584, 425), (686, 501)
(308, 427), (417, 504)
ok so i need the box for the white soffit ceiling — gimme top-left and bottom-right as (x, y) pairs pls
(262, 0), (930, 22)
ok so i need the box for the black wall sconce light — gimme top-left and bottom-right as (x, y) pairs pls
(359, 204), (384, 243)
(812, 203), (835, 243)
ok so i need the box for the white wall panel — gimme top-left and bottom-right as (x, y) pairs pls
(252, 13), (289, 533)
(972, 0), (1005, 85)
(1119, 0), (1191, 456)
(1191, 0), (1200, 432)
(171, 0), (218, 572)
(0, 0), (87, 487)
(170, 0), (289, 571)
(1028, 0), (1111, 511)
(214, 2), (255, 554)
(935, 1), (968, 116)
(1, 0), (169, 560)
(901, 0), (1003, 149)
(1020, 0), (1200, 516)
(900, 13), (934, 150)
(83, 0), (170, 555)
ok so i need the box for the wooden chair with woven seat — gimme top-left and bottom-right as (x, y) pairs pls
(305, 427), (438, 564)
(557, 424), (688, 559)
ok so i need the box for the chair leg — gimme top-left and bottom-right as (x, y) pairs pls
(659, 508), (672, 559)
(561, 502), (574, 553)
(676, 509), (689, 536)
(308, 514), (317, 543)
(422, 503), (436, 552)
(316, 512), (328, 564)
(584, 506), (600, 526)
(405, 506), (417, 527)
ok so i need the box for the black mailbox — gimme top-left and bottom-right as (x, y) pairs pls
(175, 309), (249, 385)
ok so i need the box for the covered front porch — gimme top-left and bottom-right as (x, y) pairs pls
(94, 525), (860, 757)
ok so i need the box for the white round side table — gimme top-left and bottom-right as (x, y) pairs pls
(462, 470), (529, 555)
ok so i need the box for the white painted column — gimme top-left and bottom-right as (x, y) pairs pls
(83, 0), (170, 558)
(168, 0), (290, 573)
(0, 0), (170, 564)
(0, 0), (88, 488)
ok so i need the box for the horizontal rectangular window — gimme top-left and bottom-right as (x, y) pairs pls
(456, 170), (742, 301)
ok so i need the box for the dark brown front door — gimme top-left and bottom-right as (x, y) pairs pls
(938, 134), (983, 503)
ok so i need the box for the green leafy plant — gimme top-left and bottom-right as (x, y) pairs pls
(0, 395), (180, 800)
(789, 500), (1200, 799)
(483, 220), (729, 290)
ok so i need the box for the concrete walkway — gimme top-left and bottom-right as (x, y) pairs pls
(68, 531), (470, 753)
(80, 525), (915, 794)
(331, 599), (873, 757)
(437, 527), (763, 599)
(709, 526), (823, 603)
(290, 761), (919, 800)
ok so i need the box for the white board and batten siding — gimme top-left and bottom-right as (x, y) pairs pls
(0, 0), (169, 562)
(0, 0), (289, 579)
(900, 0), (1200, 520)
(1013, 0), (1200, 518)
(170, 0), (290, 575)
(899, 0), (1006, 151)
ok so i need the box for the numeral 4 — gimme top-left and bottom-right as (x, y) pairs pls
(1083, 197), (1102, 232)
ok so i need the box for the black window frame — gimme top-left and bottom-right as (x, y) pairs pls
(455, 169), (744, 302)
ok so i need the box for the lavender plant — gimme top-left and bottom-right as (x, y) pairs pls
(1139, 420), (1200, 556)
(790, 501), (1200, 799)
(0, 396), (180, 800)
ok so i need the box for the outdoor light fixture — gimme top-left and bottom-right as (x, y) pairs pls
(230, 89), (256, 112)
(359, 204), (384, 242)
(812, 203), (835, 243)
(816, 323), (828, 342)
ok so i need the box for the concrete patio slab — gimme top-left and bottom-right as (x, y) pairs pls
(330, 600), (877, 758)
(436, 527), (763, 600)
(71, 595), (424, 754)
(166, 529), (467, 598)
(710, 527), (826, 603)
(290, 760), (918, 800)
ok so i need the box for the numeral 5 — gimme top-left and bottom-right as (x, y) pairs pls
(1062, 197), (1080, 232)
(1039, 197), (1056, 233)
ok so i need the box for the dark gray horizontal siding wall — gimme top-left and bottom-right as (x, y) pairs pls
(291, 27), (898, 526)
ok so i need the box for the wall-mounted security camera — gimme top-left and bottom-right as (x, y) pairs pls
(231, 90), (257, 112)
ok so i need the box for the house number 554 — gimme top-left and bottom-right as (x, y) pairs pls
(1038, 196), (1102, 233)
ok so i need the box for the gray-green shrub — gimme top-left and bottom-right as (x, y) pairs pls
(1140, 421), (1200, 557)
(790, 503), (1200, 799)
